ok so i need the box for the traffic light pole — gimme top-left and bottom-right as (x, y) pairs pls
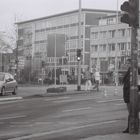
(77, 60), (81, 91)
(120, 0), (139, 134)
(129, 27), (139, 134)
(77, 0), (81, 91)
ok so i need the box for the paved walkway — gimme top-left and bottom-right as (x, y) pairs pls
(82, 133), (140, 140)
(18, 84), (123, 97)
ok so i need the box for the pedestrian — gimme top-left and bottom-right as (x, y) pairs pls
(122, 58), (131, 133)
(85, 67), (92, 91)
(93, 69), (100, 91)
(137, 63), (140, 92)
(137, 63), (140, 110)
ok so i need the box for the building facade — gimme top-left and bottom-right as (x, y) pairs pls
(16, 9), (116, 81)
(90, 15), (140, 85)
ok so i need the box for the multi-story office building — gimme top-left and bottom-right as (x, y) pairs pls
(16, 9), (116, 80)
(90, 14), (140, 85)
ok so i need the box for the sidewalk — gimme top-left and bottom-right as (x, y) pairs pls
(82, 133), (140, 140)
(18, 84), (123, 97)
(0, 85), (123, 101)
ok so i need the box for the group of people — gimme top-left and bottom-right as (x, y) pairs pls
(84, 67), (100, 91)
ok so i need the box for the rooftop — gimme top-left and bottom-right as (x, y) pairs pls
(16, 8), (116, 25)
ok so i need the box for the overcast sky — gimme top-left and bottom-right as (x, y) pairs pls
(0, 0), (125, 35)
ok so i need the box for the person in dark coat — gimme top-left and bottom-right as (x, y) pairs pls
(122, 59), (131, 133)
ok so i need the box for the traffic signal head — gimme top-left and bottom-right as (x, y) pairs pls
(120, 0), (139, 28)
(77, 49), (81, 61)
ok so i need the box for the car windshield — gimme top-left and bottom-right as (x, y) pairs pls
(0, 74), (4, 81)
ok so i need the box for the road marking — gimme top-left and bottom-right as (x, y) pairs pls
(0, 115), (26, 121)
(0, 100), (23, 105)
(8, 120), (117, 140)
(0, 97), (22, 101)
(115, 103), (125, 106)
(62, 107), (92, 112)
(53, 96), (103, 103)
(45, 96), (70, 101)
(34, 122), (53, 125)
(97, 99), (123, 103)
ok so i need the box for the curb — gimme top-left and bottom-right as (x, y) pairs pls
(0, 91), (90, 101)
(22, 90), (98, 99)
(46, 86), (67, 93)
(42, 90), (101, 97)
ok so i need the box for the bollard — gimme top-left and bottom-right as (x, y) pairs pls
(104, 87), (107, 96)
(114, 88), (118, 96)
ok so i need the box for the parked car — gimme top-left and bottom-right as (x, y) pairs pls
(0, 72), (18, 96)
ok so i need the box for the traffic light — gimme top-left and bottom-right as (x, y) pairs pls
(77, 49), (81, 61)
(120, 0), (139, 28)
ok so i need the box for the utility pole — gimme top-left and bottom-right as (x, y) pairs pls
(15, 40), (19, 82)
(115, 0), (119, 86)
(15, 16), (19, 83)
(120, 0), (139, 134)
(54, 33), (57, 87)
(77, 0), (82, 91)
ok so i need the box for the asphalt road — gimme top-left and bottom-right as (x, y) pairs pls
(0, 89), (129, 140)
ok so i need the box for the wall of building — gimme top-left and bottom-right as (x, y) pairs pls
(16, 9), (116, 81)
(90, 24), (131, 70)
(90, 15), (140, 84)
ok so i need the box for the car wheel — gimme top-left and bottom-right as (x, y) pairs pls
(1, 87), (5, 96)
(12, 87), (17, 95)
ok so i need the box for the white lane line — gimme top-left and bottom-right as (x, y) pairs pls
(0, 115), (26, 120)
(45, 96), (70, 101)
(0, 100), (23, 105)
(97, 99), (123, 103)
(0, 97), (22, 101)
(115, 103), (125, 106)
(53, 97), (103, 103)
(34, 122), (53, 125)
(8, 120), (117, 140)
(62, 107), (92, 112)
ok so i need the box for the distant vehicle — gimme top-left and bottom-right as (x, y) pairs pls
(0, 72), (18, 96)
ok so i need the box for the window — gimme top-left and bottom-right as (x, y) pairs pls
(103, 44), (106, 51)
(118, 29), (125, 37)
(121, 43), (125, 50)
(9, 74), (14, 80)
(107, 18), (115, 25)
(109, 30), (115, 38)
(109, 44), (115, 51)
(100, 44), (106, 52)
(0, 74), (4, 81)
(91, 32), (98, 39)
(128, 28), (131, 36)
(128, 42), (131, 50)
(118, 43), (127, 51)
(100, 31), (106, 38)
(5, 74), (10, 80)
(91, 45), (98, 52)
